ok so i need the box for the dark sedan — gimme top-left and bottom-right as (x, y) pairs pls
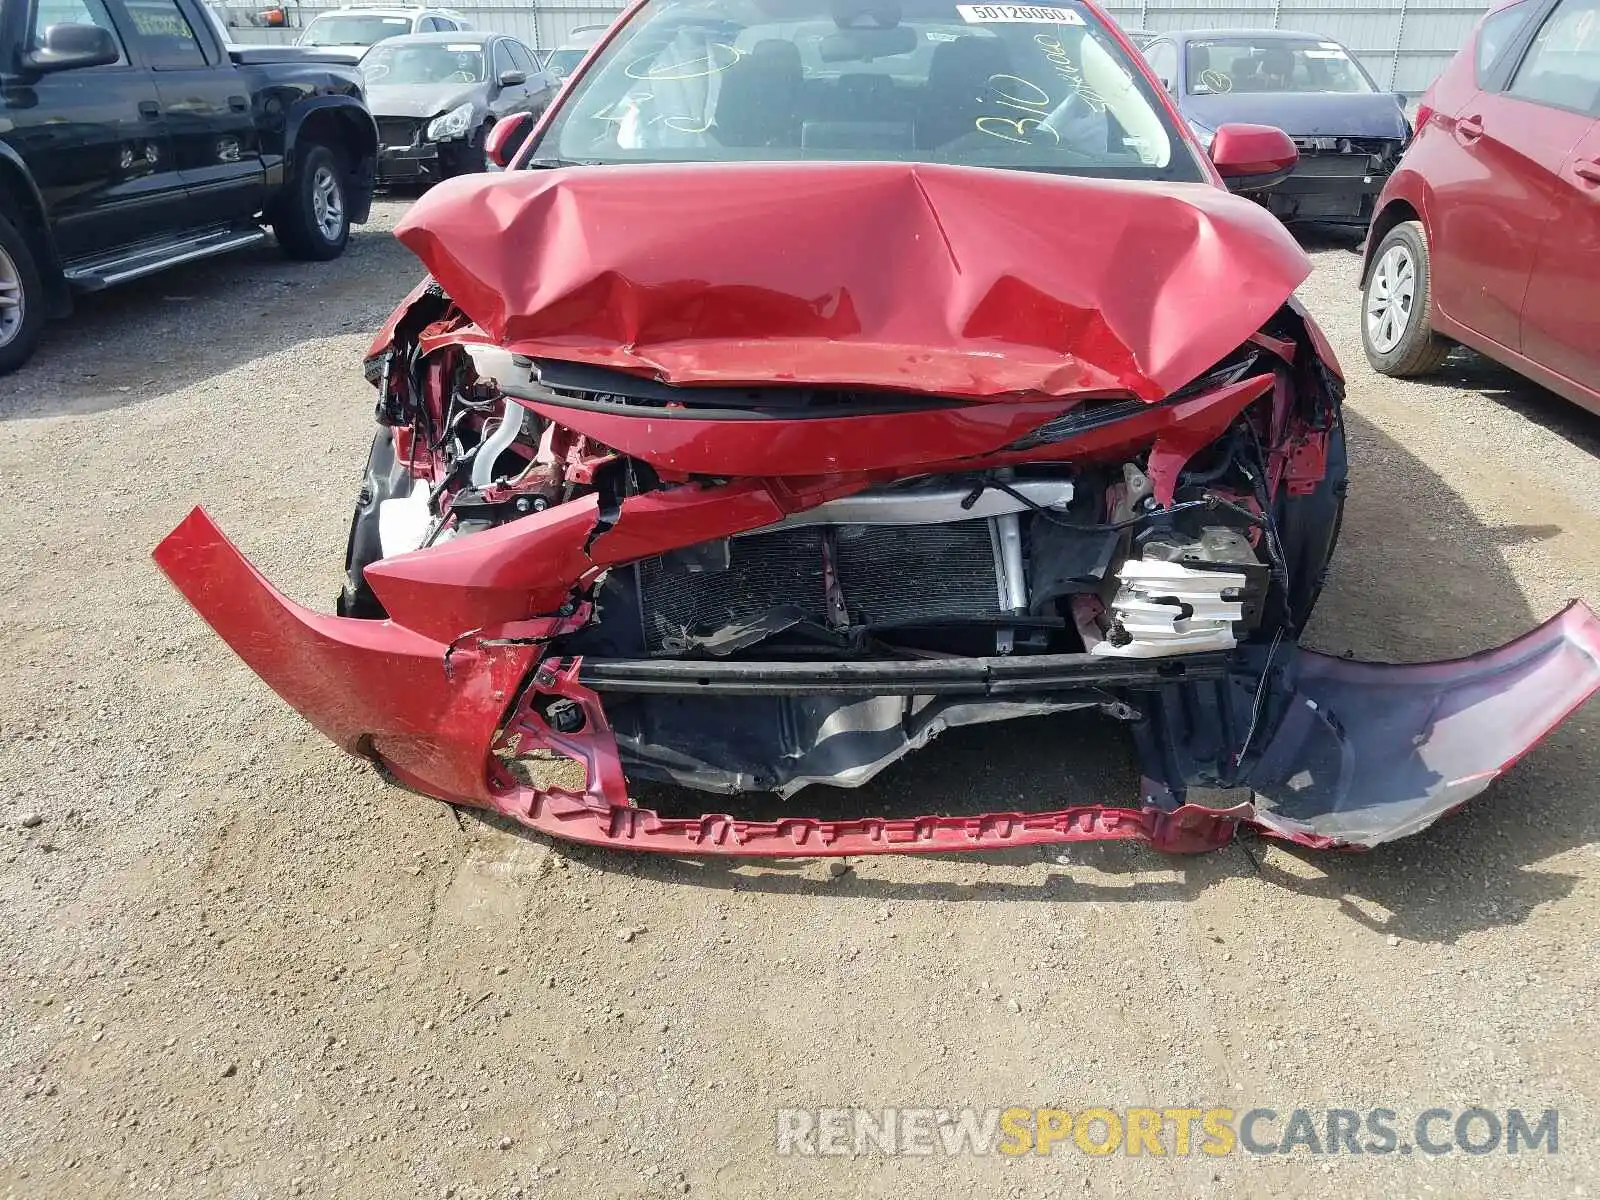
(361, 32), (557, 184)
(1142, 29), (1410, 225)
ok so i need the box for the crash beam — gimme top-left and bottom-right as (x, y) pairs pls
(577, 651), (1230, 696)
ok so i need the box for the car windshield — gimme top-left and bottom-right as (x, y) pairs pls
(526, 0), (1199, 181)
(1185, 37), (1375, 94)
(301, 14), (411, 45)
(544, 47), (588, 76)
(362, 41), (487, 82)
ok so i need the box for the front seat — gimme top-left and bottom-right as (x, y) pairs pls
(917, 35), (1011, 148)
(712, 39), (805, 147)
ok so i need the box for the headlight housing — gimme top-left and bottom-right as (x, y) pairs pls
(426, 102), (475, 142)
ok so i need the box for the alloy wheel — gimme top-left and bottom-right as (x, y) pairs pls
(0, 244), (26, 349)
(312, 165), (346, 243)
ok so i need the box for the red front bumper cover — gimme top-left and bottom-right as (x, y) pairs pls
(155, 507), (1600, 855)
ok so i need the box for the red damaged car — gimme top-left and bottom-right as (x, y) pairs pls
(156, 0), (1600, 856)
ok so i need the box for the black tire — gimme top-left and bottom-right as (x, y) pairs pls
(0, 211), (45, 376)
(273, 142), (351, 262)
(1274, 414), (1348, 634)
(1361, 220), (1451, 377)
(336, 427), (412, 619)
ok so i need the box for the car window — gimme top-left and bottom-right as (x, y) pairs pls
(508, 39), (539, 74)
(30, 0), (129, 64)
(530, 0), (1197, 182)
(1185, 37), (1375, 94)
(1507, 0), (1600, 113)
(362, 39), (487, 82)
(1476, 0), (1534, 83)
(493, 38), (515, 76)
(302, 13), (411, 45)
(122, 0), (208, 68)
(1144, 39), (1177, 89)
(544, 46), (585, 78)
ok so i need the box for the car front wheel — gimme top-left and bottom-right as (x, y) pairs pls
(274, 143), (351, 262)
(0, 211), (45, 375)
(1362, 220), (1451, 377)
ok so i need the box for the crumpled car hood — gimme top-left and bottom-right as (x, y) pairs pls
(366, 81), (483, 122)
(394, 160), (1311, 402)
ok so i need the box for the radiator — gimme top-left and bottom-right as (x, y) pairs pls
(635, 522), (1004, 651)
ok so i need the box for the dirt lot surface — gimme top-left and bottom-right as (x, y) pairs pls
(2, 202), (1598, 1200)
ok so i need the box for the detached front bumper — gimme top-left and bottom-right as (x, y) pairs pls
(154, 507), (1600, 856)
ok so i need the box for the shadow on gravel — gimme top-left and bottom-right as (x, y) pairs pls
(1292, 223), (1366, 254)
(0, 224), (420, 422)
(507, 410), (1597, 944)
(1403, 347), (1600, 459)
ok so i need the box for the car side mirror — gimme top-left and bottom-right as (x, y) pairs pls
(24, 22), (120, 72)
(485, 110), (535, 169)
(497, 69), (527, 87)
(1209, 122), (1298, 192)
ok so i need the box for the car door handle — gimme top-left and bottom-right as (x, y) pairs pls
(228, 95), (249, 112)
(138, 99), (161, 120)
(1574, 159), (1600, 185)
(1454, 114), (1484, 143)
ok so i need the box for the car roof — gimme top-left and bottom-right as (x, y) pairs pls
(369, 29), (502, 43)
(1154, 29), (1352, 45)
(315, 5), (465, 15)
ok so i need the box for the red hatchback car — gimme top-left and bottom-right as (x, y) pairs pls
(1361, 0), (1600, 414)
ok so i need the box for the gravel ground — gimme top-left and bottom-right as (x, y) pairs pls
(1, 201), (1597, 1200)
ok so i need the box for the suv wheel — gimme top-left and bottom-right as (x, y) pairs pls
(0, 212), (46, 375)
(274, 143), (351, 262)
(1362, 220), (1451, 377)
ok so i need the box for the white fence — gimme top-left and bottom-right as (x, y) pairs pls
(222, 0), (1488, 95)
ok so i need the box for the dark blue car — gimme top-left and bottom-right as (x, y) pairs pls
(1140, 29), (1411, 225)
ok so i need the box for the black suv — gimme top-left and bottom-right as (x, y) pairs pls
(0, 0), (380, 372)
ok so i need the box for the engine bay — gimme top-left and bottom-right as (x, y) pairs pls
(350, 293), (1342, 679)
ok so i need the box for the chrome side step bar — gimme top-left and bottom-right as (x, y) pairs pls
(63, 228), (268, 291)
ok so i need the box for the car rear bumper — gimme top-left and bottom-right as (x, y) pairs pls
(153, 506), (1600, 857)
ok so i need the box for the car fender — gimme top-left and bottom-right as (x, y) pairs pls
(283, 94), (379, 222)
(1362, 164), (1435, 286)
(0, 141), (71, 318)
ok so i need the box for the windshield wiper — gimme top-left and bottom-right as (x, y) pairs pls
(523, 157), (602, 169)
